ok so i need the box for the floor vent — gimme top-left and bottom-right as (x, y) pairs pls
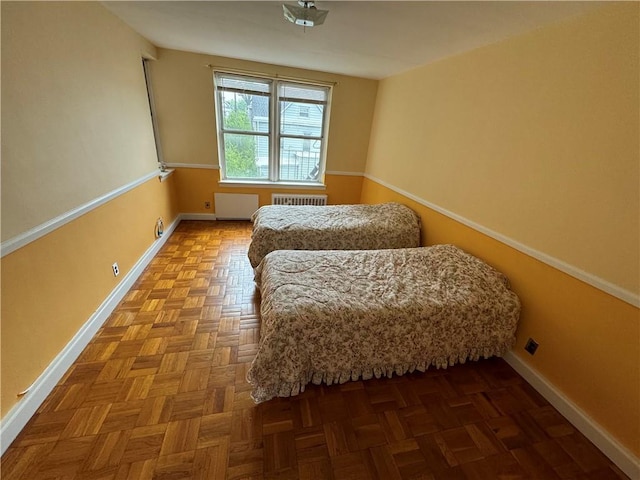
(272, 194), (328, 206)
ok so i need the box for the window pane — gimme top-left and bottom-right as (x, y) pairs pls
(279, 137), (321, 181)
(215, 73), (330, 185)
(280, 101), (324, 136)
(217, 75), (271, 94)
(278, 82), (327, 102)
(223, 133), (269, 179)
(220, 92), (269, 133)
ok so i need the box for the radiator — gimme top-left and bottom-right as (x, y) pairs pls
(214, 193), (259, 220)
(272, 194), (328, 206)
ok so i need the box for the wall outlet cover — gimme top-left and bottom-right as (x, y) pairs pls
(525, 338), (539, 355)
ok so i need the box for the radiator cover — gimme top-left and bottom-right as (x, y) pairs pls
(271, 194), (327, 206)
(214, 193), (259, 220)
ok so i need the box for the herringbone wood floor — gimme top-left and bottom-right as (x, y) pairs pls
(1, 221), (629, 479)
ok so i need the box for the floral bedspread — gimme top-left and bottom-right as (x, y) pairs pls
(247, 202), (421, 268)
(247, 245), (521, 403)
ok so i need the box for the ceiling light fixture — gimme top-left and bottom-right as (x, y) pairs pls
(283, 1), (328, 27)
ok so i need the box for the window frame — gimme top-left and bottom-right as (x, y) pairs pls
(213, 71), (332, 186)
(142, 58), (165, 169)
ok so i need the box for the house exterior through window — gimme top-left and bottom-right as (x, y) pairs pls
(213, 72), (331, 184)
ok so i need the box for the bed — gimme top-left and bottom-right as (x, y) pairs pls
(247, 245), (521, 403)
(247, 202), (421, 268)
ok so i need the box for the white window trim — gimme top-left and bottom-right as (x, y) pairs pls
(213, 70), (332, 186)
(217, 179), (327, 190)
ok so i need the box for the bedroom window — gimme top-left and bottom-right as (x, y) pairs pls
(214, 72), (331, 185)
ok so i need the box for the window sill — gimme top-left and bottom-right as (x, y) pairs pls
(158, 169), (175, 182)
(218, 180), (326, 190)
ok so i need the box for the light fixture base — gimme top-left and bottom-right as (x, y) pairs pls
(283, 1), (328, 27)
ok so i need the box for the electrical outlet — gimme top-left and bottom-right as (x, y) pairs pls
(524, 338), (539, 355)
(112, 262), (120, 277)
(204, 201), (211, 209)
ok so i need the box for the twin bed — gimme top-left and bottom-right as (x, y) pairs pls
(246, 202), (521, 403)
(247, 202), (422, 268)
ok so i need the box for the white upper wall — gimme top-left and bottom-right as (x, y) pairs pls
(1, 2), (159, 241)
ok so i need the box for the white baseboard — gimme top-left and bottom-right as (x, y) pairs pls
(180, 213), (217, 221)
(0, 216), (181, 455)
(504, 351), (640, 479)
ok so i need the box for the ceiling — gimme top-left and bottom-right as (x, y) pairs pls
(102, 1), (604, 80)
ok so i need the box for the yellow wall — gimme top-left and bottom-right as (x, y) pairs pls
(3, 0), (638, 461)
(1, 2), (160, 241)
(1, 177), (178, 417)
(366, 3), (639, 295)
(362, 3), (639, 457)
(147, 48), (378, 207)
(137, 45), (378, 217)
(171, 168), (363, 214)
(361, 178), (639, 456)
(1, 2), (180, 417)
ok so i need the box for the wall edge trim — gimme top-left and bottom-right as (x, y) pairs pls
(162, 165), (364, 176)
(325, 170), (364, 176)
(0, 215), (182, 455)
(504, 352), (640, 479)
(164, 163), (219, 170)
(1, 170), (161, 258)
(363, 174), (639, 307)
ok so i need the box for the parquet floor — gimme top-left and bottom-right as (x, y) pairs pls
(1, 221), (629, 480)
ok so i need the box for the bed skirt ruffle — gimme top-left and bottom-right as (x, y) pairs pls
(248, 341), (514, 404)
